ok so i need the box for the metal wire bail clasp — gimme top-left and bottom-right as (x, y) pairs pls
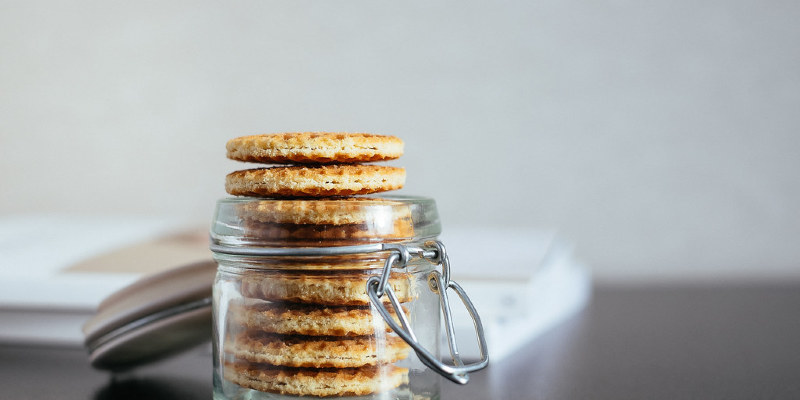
(366, 241), (489, 384)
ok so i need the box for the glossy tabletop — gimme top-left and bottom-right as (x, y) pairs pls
(2, 284), (799, 399)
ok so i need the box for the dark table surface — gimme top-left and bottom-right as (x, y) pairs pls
(3, 284), (800, 399)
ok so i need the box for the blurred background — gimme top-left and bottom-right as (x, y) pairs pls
(2, 0), (798, 284)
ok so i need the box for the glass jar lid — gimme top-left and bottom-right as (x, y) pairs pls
(210, 195), (441, 249)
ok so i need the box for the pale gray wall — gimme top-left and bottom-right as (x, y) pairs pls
(2, 1), (799, 283)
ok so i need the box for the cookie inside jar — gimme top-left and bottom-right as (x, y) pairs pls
(212, 196), (443, 399)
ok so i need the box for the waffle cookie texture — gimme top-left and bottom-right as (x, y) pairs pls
(241, 272), (414, 306)
(224, 132), (406, 198)
(237, 198), (412, 225)
(224, 298), (413, 396)
(232, 332), (410, 368)
(234, 197), (415, 246)
(226, 132), (404, 164)
(224, 362), (409, 397)
(230, 301), (404, 337)
(240, 218), (414, 244)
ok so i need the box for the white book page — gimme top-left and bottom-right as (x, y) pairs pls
(0, 215), (180, 310)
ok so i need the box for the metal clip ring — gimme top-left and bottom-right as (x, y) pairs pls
(374, 243), (412, 297)
(375, 252), (399, 298)
(425, 240), (451, 287)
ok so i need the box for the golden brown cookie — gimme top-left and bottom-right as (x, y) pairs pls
(224, 362), (408, 397)
(233, 197), (416, 246)
(237, 198), (412, 226)
(226, 132), (404, 164)
(240, 220), (414, 247)
(226, 165), (406, 198)
(232, 332), (410, 368)
(230, 302), (403, 337)
(241, 272), (414, 306)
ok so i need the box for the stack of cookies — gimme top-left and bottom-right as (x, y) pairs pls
(225, 132), (406, 198)
(221, 133), (415, 397)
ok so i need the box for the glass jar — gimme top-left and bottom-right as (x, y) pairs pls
(210, 196), (487, 400)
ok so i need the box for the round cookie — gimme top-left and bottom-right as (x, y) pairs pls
(235, 197), (415, 246)
(226, 132), (404, 164)
(237, 197), (412, 226)
(230, 302), (404, 337)
(226, 165), (406, 198)
(240, 221), (414, 247)
(241, 272), (415, 306)
(224, 362), (408, 397)
(232, 332), (410, 368)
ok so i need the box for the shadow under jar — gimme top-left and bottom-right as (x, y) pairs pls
(210, 196), (487, 400)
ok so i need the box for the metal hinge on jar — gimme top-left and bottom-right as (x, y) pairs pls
(366, 240), (489, 384)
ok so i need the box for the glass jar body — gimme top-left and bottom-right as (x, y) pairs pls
(212, 250), (442, 400)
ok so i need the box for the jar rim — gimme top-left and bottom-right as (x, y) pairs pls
(210, 195), (441, 249)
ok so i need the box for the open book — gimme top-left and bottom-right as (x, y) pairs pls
(442, 228), (592, 362)
(0, 215), (210, 346)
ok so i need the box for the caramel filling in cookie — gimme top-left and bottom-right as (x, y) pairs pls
(225, 165), (406, 198)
